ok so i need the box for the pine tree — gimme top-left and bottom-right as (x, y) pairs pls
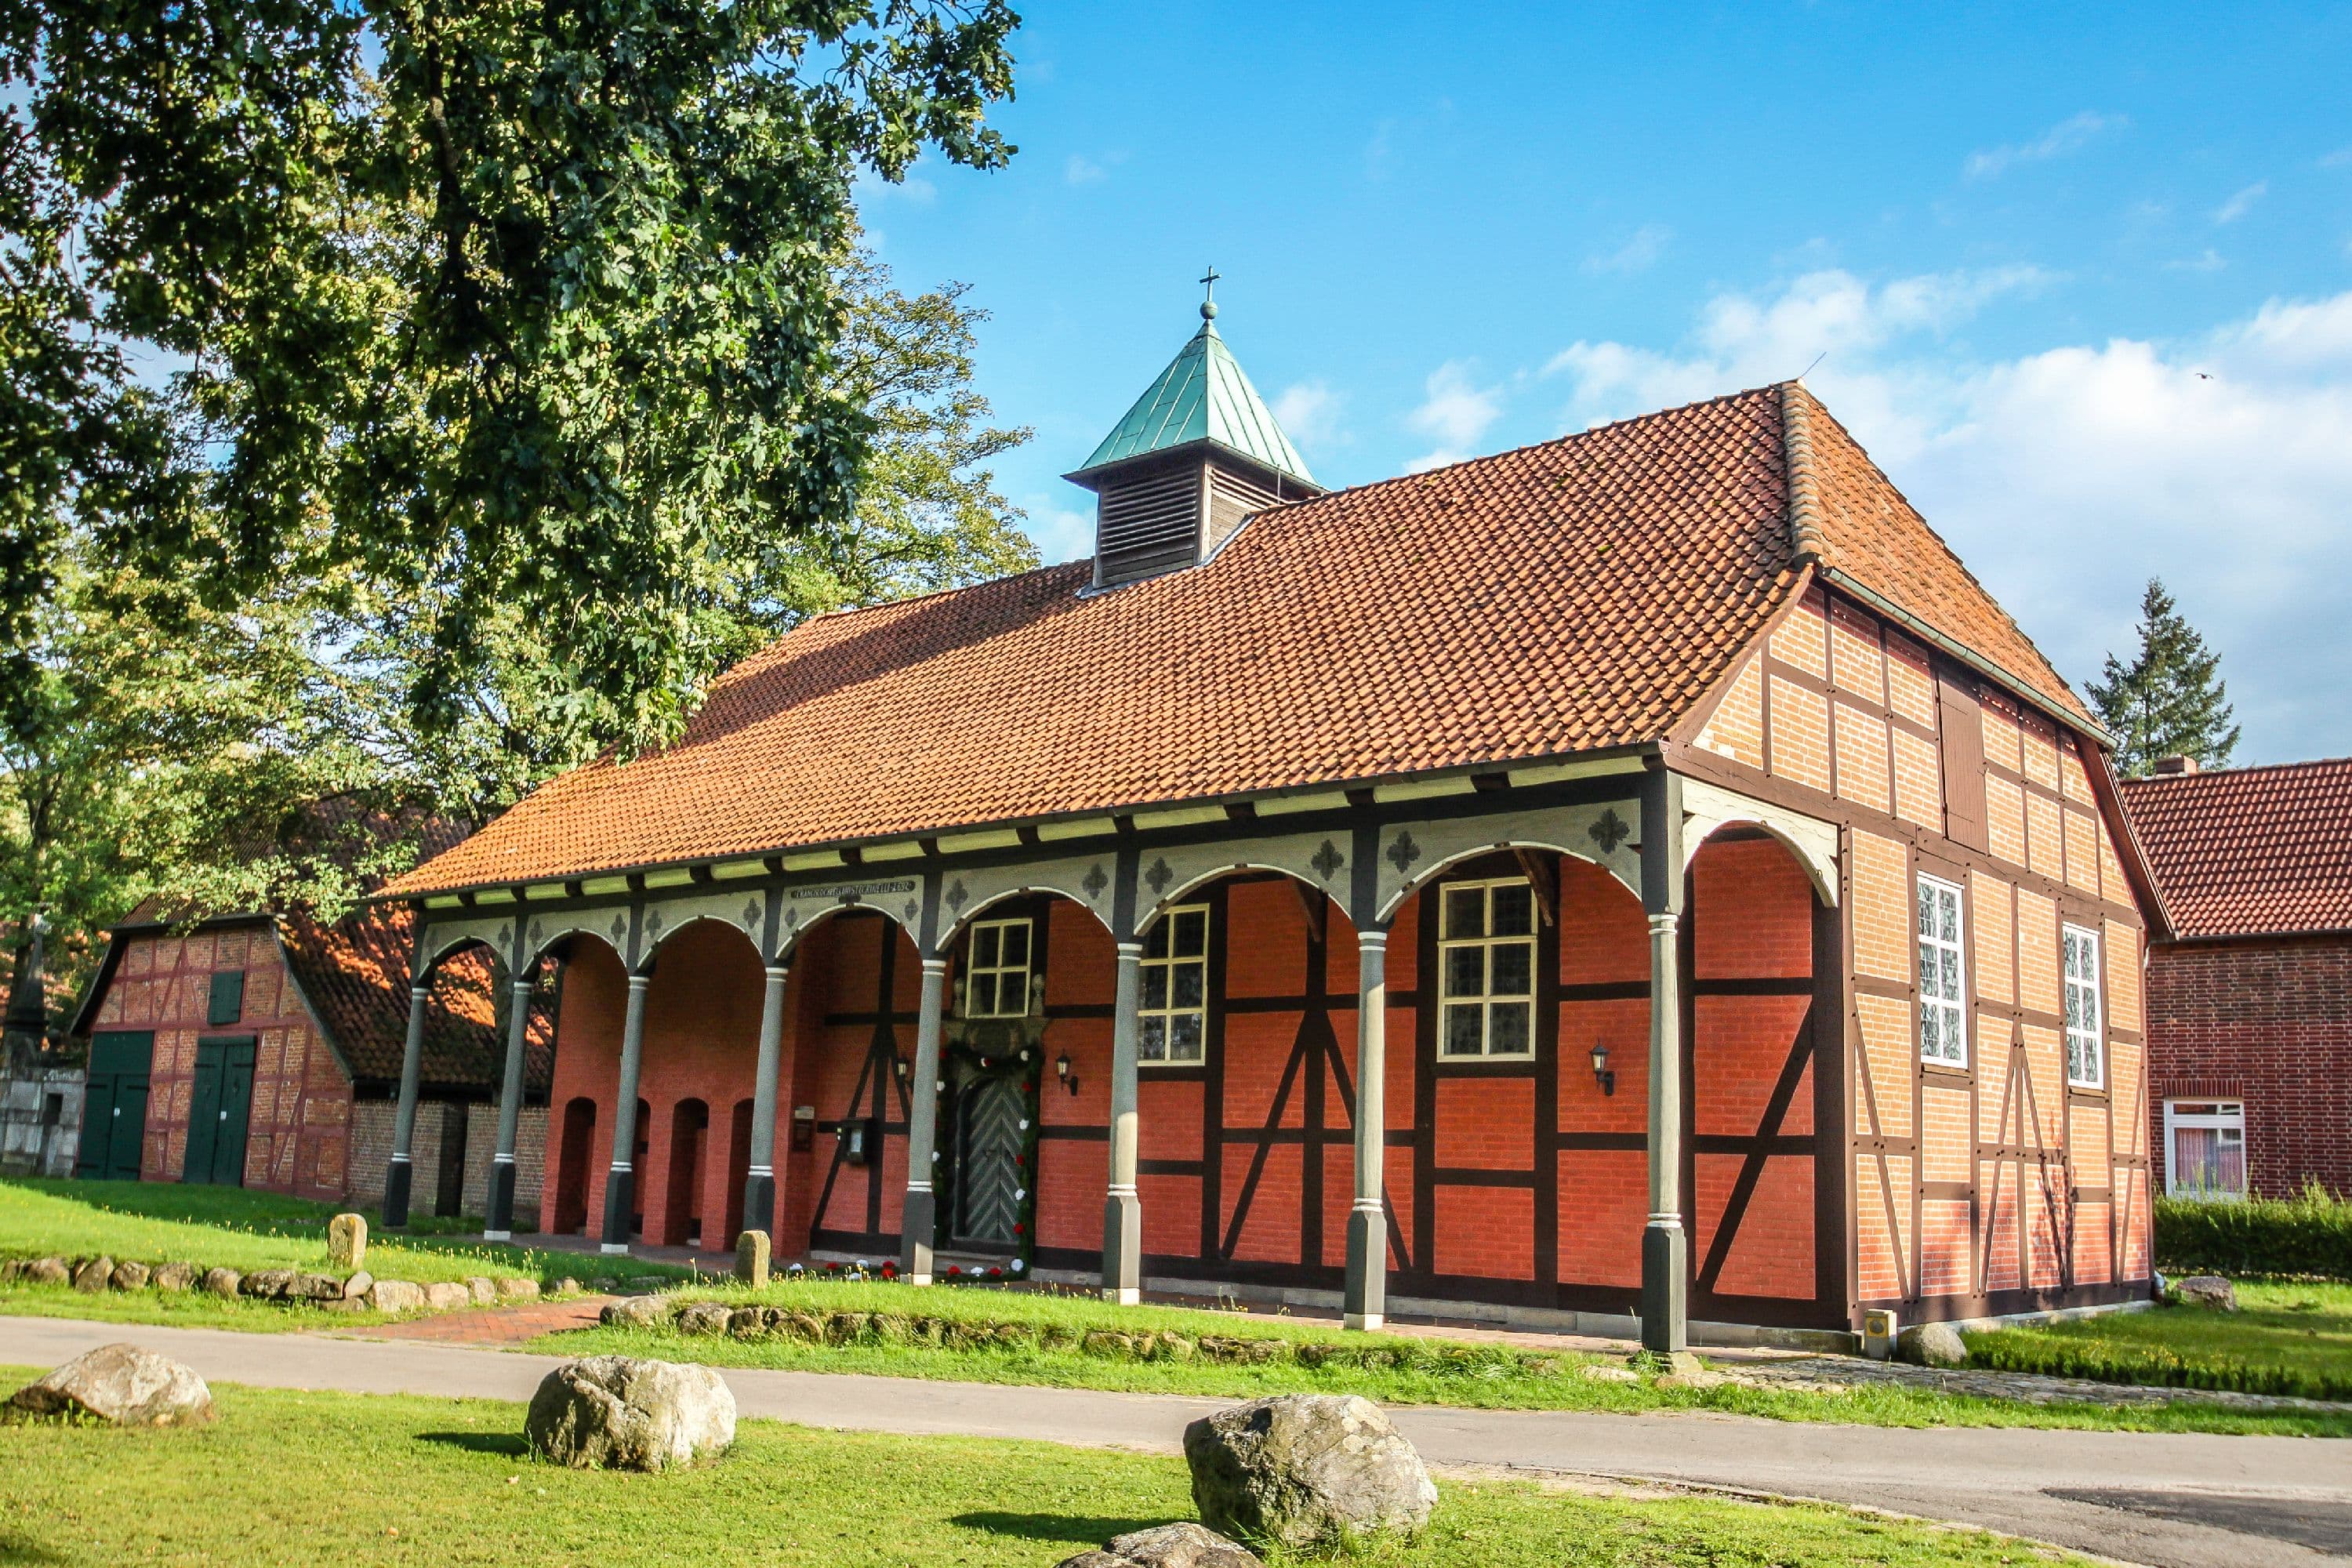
(2089, 579), (2241, 776)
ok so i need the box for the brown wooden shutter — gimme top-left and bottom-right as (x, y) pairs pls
(1936, 671), (1989, 852)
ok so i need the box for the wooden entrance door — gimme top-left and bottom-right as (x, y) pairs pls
(952, 1076), (1025, 1249)
(75, 1030), (154, 1182)
(182, 1035), (256, 1186)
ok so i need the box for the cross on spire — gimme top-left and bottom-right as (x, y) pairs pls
(1199, 266), (1220, 321)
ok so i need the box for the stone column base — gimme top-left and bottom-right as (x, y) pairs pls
(382, 1159), (413, 1229)
(1641, 1219), (1689, 1353)
(600, 1167), (636, 1254)
(1343, 1203), (1386, 1330)
(902, 1187), (936, 1285)
(1102, 1189), (1142, 1305)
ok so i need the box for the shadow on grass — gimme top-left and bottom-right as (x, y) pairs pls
(951, 1511), (1172, 1546)
(414, 1431), (531, 1457)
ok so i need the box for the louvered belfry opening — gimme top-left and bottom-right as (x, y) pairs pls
(1068, 300), (1320, 590)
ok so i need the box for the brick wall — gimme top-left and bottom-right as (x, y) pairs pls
(461, 1102), (549, 1229)
(93, 924), (354, 1202)
(2146, 935), (2352, 1198)
(1694, 581), (2154, 1316)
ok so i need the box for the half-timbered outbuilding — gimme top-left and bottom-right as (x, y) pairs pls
(379, 302), (2166, 1347)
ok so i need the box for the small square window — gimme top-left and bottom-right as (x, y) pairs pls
(1138, 905), (1210, 1065)
(960, 917), (1034, 1021)
(1437, 877), (1537, 1059)
(2164, 1100), (2245, 1200)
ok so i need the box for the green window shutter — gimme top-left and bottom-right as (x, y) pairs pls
(208, 969), (245, 1026)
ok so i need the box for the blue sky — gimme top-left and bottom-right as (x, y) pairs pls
(860, 2), (2352, 763)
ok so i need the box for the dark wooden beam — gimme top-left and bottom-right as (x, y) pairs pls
(1512, 847), (1559, 928)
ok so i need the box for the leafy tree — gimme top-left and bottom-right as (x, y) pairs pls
(0, 541), (404, 1043)
(1, 0), (1018, 763)
(347, 244), (1038, 826)
(2089, 579), (2242, 776)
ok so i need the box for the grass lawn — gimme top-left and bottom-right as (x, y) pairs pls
(0, 1372), (2087, 1567)
(543, 1279), (2352, 1436)
(0, 1177), (695, 1323)
(1965, 1280), (2352, 1401)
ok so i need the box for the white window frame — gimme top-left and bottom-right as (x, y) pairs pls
(1437, 876), (1538, 1061)
(1916, 873), (1969, 1068)
(960, 916), (1034, 1020)
(1138, 904), (1210, 1066)
(2162, 1099), (2247, 1201)
(2063, 924), (2104, 1089)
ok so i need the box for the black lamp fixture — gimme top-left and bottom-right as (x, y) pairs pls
(1590, 1043), (1616, 1097)
(893, 1053), (911, 1084)
(1055, 1052), (1079, 1097)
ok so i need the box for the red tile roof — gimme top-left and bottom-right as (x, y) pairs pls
(2118, 758), (2352, 940)
(387, 383), (2099, 898)
(281, 903), (554, 1091)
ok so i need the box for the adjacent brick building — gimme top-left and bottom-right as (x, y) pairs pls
(71, 860), (554, 1221)
(378, 309), (2166, 1344)
(2122, 756), (2352, 1200)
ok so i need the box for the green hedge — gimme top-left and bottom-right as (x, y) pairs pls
(2155, 1185), (2352, 1280)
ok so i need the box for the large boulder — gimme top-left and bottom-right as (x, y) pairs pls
(494, 1277), (540, 1302)
(1184, 1395), (1436, 1550)
(423, 1281), (472, 1311)
(240, 1269), (297, 1299)
(24, 1257), (70, 1287)
(109, 1260), (150, 1290)
(151, 1261), (197, 1293)
(294, 1272), (345, 1301)
(71, 1256), (114, 1293)
(1897, 1321), (1969, 1368)
(8, 1344), (213, 1426)
(1056, 1523), (1262, 1568)
(524, 1356), (735, 1472)
(2172, 1275), (2239, 1312)
(201, 1267), (242, 1298)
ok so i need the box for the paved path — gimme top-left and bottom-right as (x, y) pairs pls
(3, 1315), (2345, 1568)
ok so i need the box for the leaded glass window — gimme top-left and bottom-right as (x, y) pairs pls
(1916, 874), (1967, 1066)
(2063, 925), (2103, 1088)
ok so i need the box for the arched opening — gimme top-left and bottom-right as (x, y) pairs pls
(554, 1097), (597, 1235)
(724, 1098), (755, 1244)
(662, 1098), (711, 1247)
(1685, 826), (1837, 1327)
(637, 918), (768, 1252)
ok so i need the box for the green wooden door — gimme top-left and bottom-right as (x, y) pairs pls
(75, 1030), (154, 1181)
(183, 1036), (256, 1187)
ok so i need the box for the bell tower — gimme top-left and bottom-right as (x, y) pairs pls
(1068, 275), (1320, 589)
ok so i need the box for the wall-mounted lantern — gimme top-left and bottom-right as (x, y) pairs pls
(1590, 1044), (1616, 1098)
(1055, 1052), (1079, 1097)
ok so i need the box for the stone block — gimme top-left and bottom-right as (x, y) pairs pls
(326, 1213), (368, 1271)
(735, 1229), (770, 1288)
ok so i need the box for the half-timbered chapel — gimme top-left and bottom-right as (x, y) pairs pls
(379, 296), (2169, 1348)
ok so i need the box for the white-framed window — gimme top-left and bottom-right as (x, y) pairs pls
(961, 916), (1033, 1019)
(1916, 873), (1968, 1067)
(2063, 924), (2104, 1088)
(1139, 905), (1209, 1065)
(2164, 1100), (2247, 1200)
(1439, 877), (1537, 1059)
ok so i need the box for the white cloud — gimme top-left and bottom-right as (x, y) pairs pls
(1065, 154), (1106, 186)
(2318, 147), (2352, 169)
(1544, 274), (2352, 761)
(1271, 380), (1345, 451)
(2165, 249), (2228, 273)
(1585, 223), (1671, 275)
(1022, 497), (1097, 565)
(1405, 361), (1503, 472)
(2213, 181), (2267, 224)
(1964, 111), (2127, 180)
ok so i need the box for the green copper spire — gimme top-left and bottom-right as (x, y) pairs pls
(1069, 295), (1316, 488)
